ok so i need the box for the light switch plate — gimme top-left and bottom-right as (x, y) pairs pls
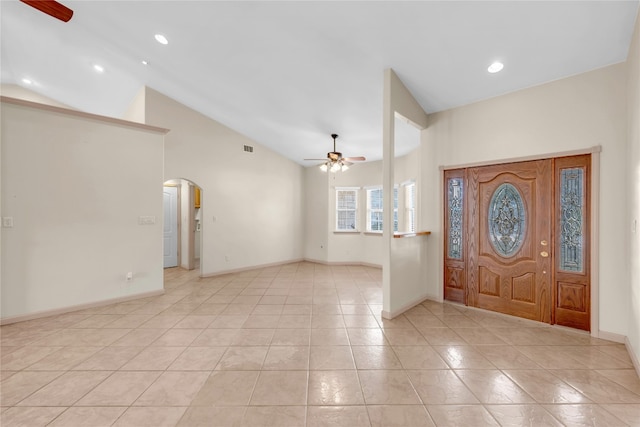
(2, 217), (13, 228)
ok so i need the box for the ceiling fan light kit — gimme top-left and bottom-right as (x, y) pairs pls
(305, 134), (365, 173)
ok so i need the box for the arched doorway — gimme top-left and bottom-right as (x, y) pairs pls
(163, 178), (203, 274)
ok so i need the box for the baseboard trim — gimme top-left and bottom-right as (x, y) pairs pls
(596, 330), (626, 344)
(200, 258), (306, 278)
(303, 258), (382, 269)
(382, 294), (431, 319)
(625, 337), (640, 378)
(201, 259), (382, 278)
(0, 289), (165, 326)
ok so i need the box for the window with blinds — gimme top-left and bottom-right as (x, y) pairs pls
(366, 187), (399, 232)
(404, 182), (416, 232)
(336, 188), (358, 231)
(367, 188), (383, 232)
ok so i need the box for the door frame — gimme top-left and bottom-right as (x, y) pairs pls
(440, 146), (601, 336)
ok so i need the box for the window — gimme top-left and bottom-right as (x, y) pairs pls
(394, 187), (399, 232)
(366, 187), (399, 232)
(336, 188), (358, 231)
(366, 188), (383, 232)
(404, 182), (416, 232)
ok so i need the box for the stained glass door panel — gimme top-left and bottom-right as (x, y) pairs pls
(554, 155), (590, 331)
(444, 169), (466, 304)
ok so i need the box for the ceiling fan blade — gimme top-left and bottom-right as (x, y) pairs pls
(343, 156), (366, 161)
(20, 0), (73, 22)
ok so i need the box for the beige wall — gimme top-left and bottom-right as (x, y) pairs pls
(626, 9), (640, 366)
(143, 88), (305, 275)
(424, 63), (628, 337)
(0, 84), (72, 109)
(303, 147), (420, 268)
(1, 99), (165, 320)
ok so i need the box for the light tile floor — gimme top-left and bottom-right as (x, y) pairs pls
(1, 262), (639, 426)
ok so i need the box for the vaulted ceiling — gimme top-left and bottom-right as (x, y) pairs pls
(2, 1), (638, 164)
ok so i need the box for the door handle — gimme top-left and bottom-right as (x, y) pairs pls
(540, 251), (549, 258)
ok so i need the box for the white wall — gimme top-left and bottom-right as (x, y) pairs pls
(626, 9), (640, 366)
(1, 84), (72, 109)
(122, 86), (146, 124)
(143, 88), (304, 275)
(303, 166), (329, 263)
(179, 181), (192, 270)
(303, 147), (420, 268)
(328, 160), (384, 265)
(424, 63), (628, 337)
(1, 98), (165, 320)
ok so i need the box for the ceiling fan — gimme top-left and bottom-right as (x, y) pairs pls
(20, 0), (74, 22)
(305, 134), (366, 172)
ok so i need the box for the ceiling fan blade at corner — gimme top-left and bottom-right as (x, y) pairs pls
(20, 0), (74, 22)
(343, 156), (366, 162)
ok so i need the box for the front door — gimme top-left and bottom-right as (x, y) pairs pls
(468, 160), (552, 323)
(444, 155), (591, 331)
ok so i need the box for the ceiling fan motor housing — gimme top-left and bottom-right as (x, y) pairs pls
(328, 152), (342, 161)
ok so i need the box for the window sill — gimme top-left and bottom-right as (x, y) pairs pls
(333, 230), (360, 234)
(364, 231), (383, 236)
(393, 231), (431, 238)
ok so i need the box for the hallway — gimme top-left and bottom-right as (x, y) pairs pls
(1, 262), (639, 426)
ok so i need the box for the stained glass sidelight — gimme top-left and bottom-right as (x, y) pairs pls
(559, 168), (584, 272)
(448, 178), (463, 259)
(488, 183), (526, 257)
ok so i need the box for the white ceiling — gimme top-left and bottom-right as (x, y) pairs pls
(2, 0), (638, 165)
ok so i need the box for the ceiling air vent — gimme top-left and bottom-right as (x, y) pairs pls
(243, 145), (254, 153)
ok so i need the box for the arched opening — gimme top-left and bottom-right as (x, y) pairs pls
(163, 178), (203, 275)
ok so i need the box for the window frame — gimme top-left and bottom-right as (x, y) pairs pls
(366, 187), (384, 233)
(403, 181), (416, 233)
(335, 187), (359, 232)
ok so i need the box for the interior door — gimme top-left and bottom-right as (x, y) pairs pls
(163, 186), (178, 268)
(468, 160), (552, 323)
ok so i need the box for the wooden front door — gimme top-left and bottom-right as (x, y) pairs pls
(468, 160), (552, 323)
(444, 155), (591, 331)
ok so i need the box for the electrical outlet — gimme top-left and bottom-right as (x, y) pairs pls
(126, 272), (133, 281)
(2, 217), (14, 228)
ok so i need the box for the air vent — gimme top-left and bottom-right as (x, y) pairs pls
(243, 145), (254, 153)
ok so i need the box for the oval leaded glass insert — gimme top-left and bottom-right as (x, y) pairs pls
(488, 183), (526, 257)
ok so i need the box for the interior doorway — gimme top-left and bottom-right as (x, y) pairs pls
(163, 185), (179, 268)
(163, 179), (203, 274)
(444, 154), (591, 331)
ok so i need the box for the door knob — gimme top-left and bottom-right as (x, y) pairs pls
(540, 251), (549, 257)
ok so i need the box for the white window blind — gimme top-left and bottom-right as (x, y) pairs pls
(366, 187), (399, 232)
(393, 187), (399, 232)
(336, 188), (358, 230)
(404, 182), (416, 232)
(366, 188), (383, 232)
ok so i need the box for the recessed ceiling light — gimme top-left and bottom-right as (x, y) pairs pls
(22, 78), (33, 85)
(488, 62), (504, 73)
(93, 64), (105, 73)
(141, 60), (149, 65)
(154, 34), (168, 45)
